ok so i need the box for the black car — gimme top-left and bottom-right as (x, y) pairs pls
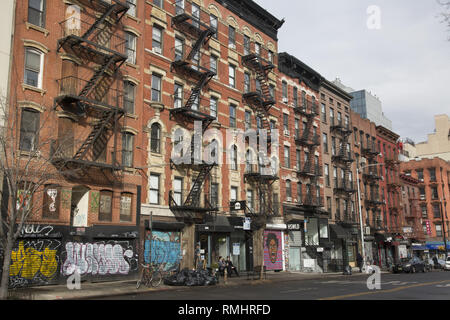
(392, 257), (427, 273)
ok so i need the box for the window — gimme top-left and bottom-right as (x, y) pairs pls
(28, 0), (45, 28)
(231, 186), (238, 202)
(247, 189), (254, 212)
(436, 224), (442, 237)
(292, 87), (298, 107)
(149, 174), (160, 204)
(433, 204), (441, 218)
(243, 35), (250, 55)
(283, 113), (289, 132)
(296, 149), (301, 170)
(153, 0), (163, 8)
(191, 3), (200, 28)
(329, 108), (334, 125)
(286, 180), (292, 200)
(417, 170), (424, 181)
(24, 48), (44, 88)
(173, 177), (183, 206)
(429, 168), (436, 182)
(151, 74), (162, 102)
(244, 72), (251, 93)
(333, 166), (338, 187)
(245, 110), (251, 131)
(431, 186), (439, 200)
(294, 119), (300, 139)
(122, 132), (134, 167)
(120, 193), (133, 222)
(229, 65), (236, 88)
(150, 123), (161, 154)
(229, 104), (236, 128)
(99, 190), (113, 221)
(210, 55), (218, 76)
(321, 103), (326, 122)
(228, 26), (236, 48)
(174, 37), (184, 61)
(325, 164), (330, 187)
(123, 81), (135, 114)
(269, 84), (275, 100)
(323, 133), (328, 153)
(255, 42), (261, 56)
(331, 136), (336, 156)
(210, 14), (218, 38)
(282, 81), (288, 100)
(230, 145), (238, 170)
(43, 185), (61, 220)
(297, 182), (302, 203)
(126, 0), (137, 17)
(301, 91), (307, 107)
(327, 197), (332, 214)
(19, 109), (40, 152)
(211, 183), (219, 207)
(174, 83), (183, 108)
(268, 50), (274, 63)
(125, 32), (137, 64)
(152, 25), (163, 54)
(284, 146), (290, 168)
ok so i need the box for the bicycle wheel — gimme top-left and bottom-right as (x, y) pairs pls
(136, 269), (145, 289)
(151, 271), (162, 287)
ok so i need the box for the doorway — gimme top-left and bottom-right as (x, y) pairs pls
(71, 186), (90, 227)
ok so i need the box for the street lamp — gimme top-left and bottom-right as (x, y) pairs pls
(356, 161), (383, 272)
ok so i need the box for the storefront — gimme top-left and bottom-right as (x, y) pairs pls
(286, 223), (302, 271)
(195, 215), (251, 272)
(425, 242), (450, 260)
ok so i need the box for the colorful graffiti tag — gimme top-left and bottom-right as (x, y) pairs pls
(144, 231), (181, 271)
(9, 240), (61, 288)
(61, 241), (137, 276)
(264, 230), (283, 271)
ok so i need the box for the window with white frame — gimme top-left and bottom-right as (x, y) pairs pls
(229, 65), (236, 88)
(24, 48), (44, 88)
(28, 0), (46, 28)
(125, 32), (137, 64)
(149, 174), (160, 205)
(126, 0), (137, 17)
(152, 25), (163, 54)
(122, 132), (134, 167)
(174, 83), (183, 108)
(210, 96), (218, 119)
(151, 74), (162, 102)
(173, 177), (183, 206)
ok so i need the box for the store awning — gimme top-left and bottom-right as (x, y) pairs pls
(197, 215), (235, 233)
(330, 224), (351, 240)
(147, 220), (185, 231)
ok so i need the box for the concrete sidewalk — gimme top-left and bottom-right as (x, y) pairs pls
(7, 270), (383, 300)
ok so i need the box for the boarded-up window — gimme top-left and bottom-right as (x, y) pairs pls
(43, 185), (61, 219)
(99, 190), (113, 221)
(120, 193), (132, 222)
(60, 59), (78, 95)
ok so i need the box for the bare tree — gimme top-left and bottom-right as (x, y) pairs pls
(0, 94), (72, 300)
(438, 0), (450, 40)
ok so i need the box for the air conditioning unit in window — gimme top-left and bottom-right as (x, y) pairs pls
(365, 226), (371, 235)
(287, 197), (292, 202)
(153, 47), (162, 54)
(282, 98), (288, 103)
(284, 129), (290, 136)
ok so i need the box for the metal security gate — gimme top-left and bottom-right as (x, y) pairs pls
(288, 231), (302, 271)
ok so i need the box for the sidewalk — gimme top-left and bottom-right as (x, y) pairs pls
(7, 270), (384, 300)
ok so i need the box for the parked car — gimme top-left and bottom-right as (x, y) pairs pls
(392, 257), (427, 273)
(429, 257), (446, 269)
(445, 256), (450, 271)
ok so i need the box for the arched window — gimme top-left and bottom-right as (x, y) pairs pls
(150, 123), (161, 154)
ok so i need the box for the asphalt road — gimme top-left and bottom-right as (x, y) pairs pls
(98, 270), (450, 300)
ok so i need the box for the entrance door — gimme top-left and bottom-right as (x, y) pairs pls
(289, 247), (301, 271)
(71, 186), (90, 227)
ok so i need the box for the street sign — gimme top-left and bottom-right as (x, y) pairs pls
(243, 218), (251, 231)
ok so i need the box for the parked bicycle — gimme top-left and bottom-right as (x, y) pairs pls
(136, 263), (162, 289)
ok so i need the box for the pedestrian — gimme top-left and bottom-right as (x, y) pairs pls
(225, 256), (239, 277)
(357, 253), (363, 273)
(194, 244), (200, 270)
(218, 256), (226, 276)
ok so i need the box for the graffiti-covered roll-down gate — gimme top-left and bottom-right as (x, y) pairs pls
(0, 224), (139, 288)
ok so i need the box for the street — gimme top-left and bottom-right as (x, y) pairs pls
(99, 270), (450, 300)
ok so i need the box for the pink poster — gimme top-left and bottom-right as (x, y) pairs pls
(264, 230), (283, 270)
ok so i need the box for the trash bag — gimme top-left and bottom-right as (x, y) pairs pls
(165, 268), (218, 287)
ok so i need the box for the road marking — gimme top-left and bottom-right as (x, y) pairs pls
(280, 288), (316, 294)
(318, 279), (450, 300)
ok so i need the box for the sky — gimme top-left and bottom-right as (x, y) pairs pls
(255, 0), (450, 143)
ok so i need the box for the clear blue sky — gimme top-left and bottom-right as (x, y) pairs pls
(256, 0), (450, 143)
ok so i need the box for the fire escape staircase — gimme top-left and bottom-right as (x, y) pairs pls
(53, 0), (128, 177)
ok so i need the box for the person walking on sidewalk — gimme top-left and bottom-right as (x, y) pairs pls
(218, 256), (226, 276)
(357, 253), (363, 273)
(225, 256), (239, 277)
(194, 244), (201, 270)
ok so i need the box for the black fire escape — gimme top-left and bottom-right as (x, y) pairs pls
(294, 99), (323, 214)
(242, 45), (278, 219)
(52, 0), (129, 183)
(169, 2), (218, 220)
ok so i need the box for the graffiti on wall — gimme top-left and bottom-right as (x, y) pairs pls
(284, 233), (289, 271)
(61, 241), (138, 276)
(144, 231), (181, 271)
(9, 240), (61, 288)
(264, 230), (283, 271)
